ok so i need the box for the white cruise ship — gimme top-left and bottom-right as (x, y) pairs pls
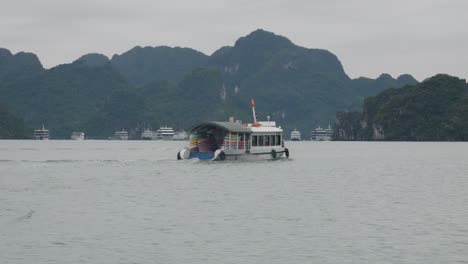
(155, 126), (174, 140)
(70, 131), (85, 140)
(141, 129), (154, 140)
(33, 125), (49, 140)
(173, 131), (188, 141)
(290, 129), (301, 141)
(311, 125), (333, 141)
(114, 130), (128, 140)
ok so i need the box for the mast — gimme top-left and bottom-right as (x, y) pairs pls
(251, 98), (257, 123)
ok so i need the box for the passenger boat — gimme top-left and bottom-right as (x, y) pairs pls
(310, 125), (334, 141)
(173, 131), (188, 141)
(141, 129), (154, 140)
(33, 125), (49, 140)
(70, 131), (85, 140)
(290, 129), (301, 141)
(155, 126), (175, 140)
(113, 130), (128, 140)
(177, 99), (289, 161)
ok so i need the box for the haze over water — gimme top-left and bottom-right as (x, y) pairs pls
(1, 140), (468, 263)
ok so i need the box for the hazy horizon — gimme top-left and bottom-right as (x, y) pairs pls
(1, 0), (467, 81)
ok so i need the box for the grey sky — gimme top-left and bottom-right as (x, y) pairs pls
(1, 0), (467, 80)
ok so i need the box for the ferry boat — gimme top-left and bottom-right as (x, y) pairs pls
(311, 125), (333, 141)
(155, 126), (174, 140)
(33, 125), (49, 140)
(114, 129), (128, 140)
(141, 129), (154, 140)
(177, 99), (289, 161)
(290, 129), (301, 141)
(173, 131), (188, 141)
(70, 131), (85, 140)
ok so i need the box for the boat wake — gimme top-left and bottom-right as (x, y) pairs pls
(2, 159), (159, 164)
(15, 210), (34, 222)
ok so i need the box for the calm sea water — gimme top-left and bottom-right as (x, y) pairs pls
(1, 140), (467, 264)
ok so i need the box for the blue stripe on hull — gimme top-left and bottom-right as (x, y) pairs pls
(189, 152), (215, 160)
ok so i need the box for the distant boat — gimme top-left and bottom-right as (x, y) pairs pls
(70, 131), (85, 140)
(155, 126), (174, 140)
(173, 131), (188, 141)
(290, 129), (301, 141)
(141, 129), (154, 140)
(311, 125), (333, 141)
(33, 125), (49, 140)
(113, 130), (128, 140)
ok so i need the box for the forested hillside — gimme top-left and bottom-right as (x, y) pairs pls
(111, 46), (209, 86)
(335, 74), (468, 141)
(0, 30), (417, 138)
(0, 104), (29, 139)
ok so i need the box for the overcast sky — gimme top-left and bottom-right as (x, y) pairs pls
(1, 0), (467, 80)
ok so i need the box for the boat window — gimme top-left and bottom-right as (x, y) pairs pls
(224, 132), (238, 150)
(276, 135), (281, 145)
(223, 133), (247, 150)
(264, 135), (270, 146)
(259, 135), (264, 146)
(270, 135), (275, 146)
(239, 133), (244, 149)
(252, 135), (258, 147)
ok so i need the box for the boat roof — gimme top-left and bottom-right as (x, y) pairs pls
(251, 126), (283, 133)
(188, 121), (283, 134)
(188, 121), (252, 134)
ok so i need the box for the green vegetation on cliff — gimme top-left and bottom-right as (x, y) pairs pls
(0, 59), (131, 138)
(335, 74), (468, 141)
(83, 67), (227, 138)
(0, 104), (29, 139)
(0, 48), (44, 83)
(204, 29), (416, 134)
(111, 46), (209, 86)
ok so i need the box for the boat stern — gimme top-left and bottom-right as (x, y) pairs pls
(177, 148), (226, 161)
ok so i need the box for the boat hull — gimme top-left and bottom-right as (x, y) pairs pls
(33, 137), (49, 140)
(178, 147), (288, 161)
(224, 151), (286, 161)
